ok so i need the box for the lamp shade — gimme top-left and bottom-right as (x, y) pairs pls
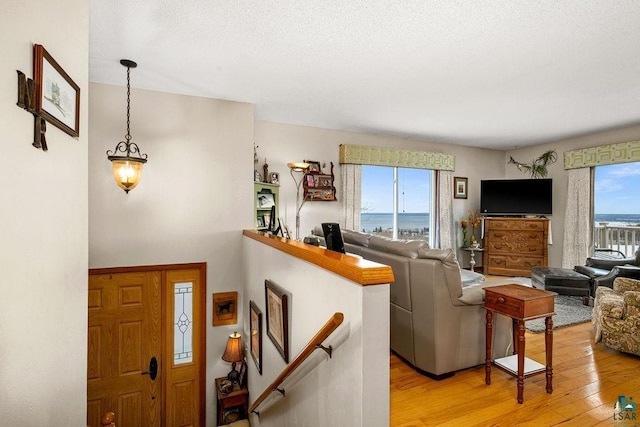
(287, 162), (310, 172)
(110, 158), (146, 193)
(221, 332), (244, 363)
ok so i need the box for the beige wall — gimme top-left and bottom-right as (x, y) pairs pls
(88, 83), (254, 425)
(0, 0), (89, 424)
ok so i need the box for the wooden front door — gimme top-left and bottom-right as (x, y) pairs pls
(87, 271), (162, 427)
(88, 264), (205, 427)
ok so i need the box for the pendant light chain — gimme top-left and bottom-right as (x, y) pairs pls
(125, 65), (132, 143)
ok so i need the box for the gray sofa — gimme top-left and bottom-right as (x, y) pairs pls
(313, 227), (525, 378)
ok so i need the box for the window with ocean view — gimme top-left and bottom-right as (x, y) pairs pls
(594, 162), (640, 256)
(361, 165), (434, 246)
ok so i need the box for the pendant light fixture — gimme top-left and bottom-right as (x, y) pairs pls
(106, 59), (148, 193)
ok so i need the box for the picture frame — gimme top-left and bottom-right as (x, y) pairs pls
(265, 280), (289, 363)
(33, 44), (80, 137)
(270, 172), (279, 184)
(257, 192), (275, 208)
(454, 176), (468, 199)
(268, 205), (277, 231)
(316, 175), (332, 187)
(249, 300), (262, 375)
(305, 160), (321, 173)
(257, 217), (265, 227)
(263, 213), (271, 230)
(212, 291), (238, 326)
(238, 359), (247, 387)
(306, 174), (315, 187)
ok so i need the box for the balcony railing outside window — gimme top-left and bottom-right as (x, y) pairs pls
(594, 223), (640, 257)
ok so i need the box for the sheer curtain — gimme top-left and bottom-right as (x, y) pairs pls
(340, 164), (361, 232)
(562, 167), (593, 268)
(437, 170), (455, 249)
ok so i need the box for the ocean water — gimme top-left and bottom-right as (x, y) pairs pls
(360, 213), (429, 232)
(594, 214), (640, 226)
(360, 212), (640, 233)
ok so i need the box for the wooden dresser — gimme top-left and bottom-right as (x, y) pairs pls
(482, 217), (549, 277)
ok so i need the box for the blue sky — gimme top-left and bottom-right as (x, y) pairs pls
(361, 166), (431, 213)
(594, 163), (640, 214)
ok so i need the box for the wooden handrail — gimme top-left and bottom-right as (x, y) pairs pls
(249, 312), (344, 414)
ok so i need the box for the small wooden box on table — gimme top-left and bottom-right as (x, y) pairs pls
(216, 377), (249, 426)
(484, 284), (556, 403)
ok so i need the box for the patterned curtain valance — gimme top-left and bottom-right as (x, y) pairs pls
(564, 140), (640, 169)
(339, 144), (454, 171)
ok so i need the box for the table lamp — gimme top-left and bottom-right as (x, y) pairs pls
(221, 331), (244, 383)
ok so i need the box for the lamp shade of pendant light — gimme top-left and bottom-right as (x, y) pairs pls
(106, 59), (148, 193)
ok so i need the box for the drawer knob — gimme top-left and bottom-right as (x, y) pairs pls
(498, 297), (505, 303)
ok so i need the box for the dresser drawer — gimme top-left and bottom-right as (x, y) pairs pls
(486, 231), (544, 255)
(487, 254), (544, 267)
(485, 219), (546, 231)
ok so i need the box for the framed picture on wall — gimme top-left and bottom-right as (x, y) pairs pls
(249, 300), (262, 375)
(212, 291), (238, 326)
(33, 44), (80, 137)
(454, 176), (468, 199)
(265, 280), (289, 363)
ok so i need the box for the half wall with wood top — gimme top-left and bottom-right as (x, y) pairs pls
(241, 230), (394, 427)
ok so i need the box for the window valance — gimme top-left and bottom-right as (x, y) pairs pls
(339, 144), (454, 171)
(564, 139), (640, 169)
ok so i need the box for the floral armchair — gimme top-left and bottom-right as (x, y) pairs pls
(592, 277), (640, 356)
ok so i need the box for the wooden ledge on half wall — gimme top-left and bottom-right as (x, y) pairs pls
(243, 229), (394, 286)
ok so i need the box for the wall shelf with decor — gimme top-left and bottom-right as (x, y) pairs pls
(255, 182), (279, 231)
(303, 161), (336, 201)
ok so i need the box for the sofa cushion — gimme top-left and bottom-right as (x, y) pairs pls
(342, 229), (372, 247)
(368, 235), (428, 258)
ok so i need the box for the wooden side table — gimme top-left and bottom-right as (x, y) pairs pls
(484, 284), (556, 403)
(216, 377), (249, 426)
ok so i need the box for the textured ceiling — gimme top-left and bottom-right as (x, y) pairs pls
(90, 1), (640, 150)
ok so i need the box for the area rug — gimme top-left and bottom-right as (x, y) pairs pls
(525, 295), (592, 333)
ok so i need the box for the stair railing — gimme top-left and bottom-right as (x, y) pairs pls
(248, 312), (344, 415)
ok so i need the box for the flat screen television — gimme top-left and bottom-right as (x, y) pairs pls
(480, 179), (552, 216)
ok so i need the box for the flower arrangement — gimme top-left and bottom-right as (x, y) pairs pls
(462, 210), (483, 247)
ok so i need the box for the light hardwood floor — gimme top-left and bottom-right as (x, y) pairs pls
(390, 321), (640, 426)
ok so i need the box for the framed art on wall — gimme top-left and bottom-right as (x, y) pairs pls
(454, 176), (468, 199)
(265, 280), (289, 363)
(33, 44), (80, 137)
(249, 300), (262, 374)
(212, 291), (238, 326)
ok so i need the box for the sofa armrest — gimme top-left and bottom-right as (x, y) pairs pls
(623, 290), (640, 317)
(574, 264), (609, 279)
(595, 266), (640, 289)
(586, 257), (634, 270)
(614, 276), (640, 293)
(600, 297), (625, 320)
